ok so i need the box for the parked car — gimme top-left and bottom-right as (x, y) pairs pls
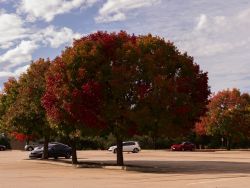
(108, 141), (141, 153)
(171, 141), (195, 151)
(0, 145), (6, 151)
(25, 141), (44, 151)
(29, 142), (72, 159)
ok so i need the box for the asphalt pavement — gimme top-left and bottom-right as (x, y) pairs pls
(1, 150), (250, 188)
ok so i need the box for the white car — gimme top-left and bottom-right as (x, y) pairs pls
(108, 141), (141, 153)
(24, 141), (44, 151)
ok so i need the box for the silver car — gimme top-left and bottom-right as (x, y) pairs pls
(108, 141), (141, 153)
(24, 141), (43, 151)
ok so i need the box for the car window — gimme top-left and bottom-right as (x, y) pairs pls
(54, 145), (63, 150)
(123, 142), (129, 146)
(48, 144), (56, 149)
(61, 145), (68, 149)
(123, 142), (135, 146)
(56, 144), (69, 150)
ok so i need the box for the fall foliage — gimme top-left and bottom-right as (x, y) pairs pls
(42, 31), (210, 165)
(0, 59), (51, 158)
(195, 88), (250, 149)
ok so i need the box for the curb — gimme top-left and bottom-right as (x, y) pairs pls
(27, 159), (164, 172)
(27, 159), (74, 167)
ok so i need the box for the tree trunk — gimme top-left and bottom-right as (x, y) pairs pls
(71, 140), (78, 164)
(152, 135), (157, 150)
(226, 137), (231, 150)
(42, 135), (49, 159)
(116, 138), (124, 166)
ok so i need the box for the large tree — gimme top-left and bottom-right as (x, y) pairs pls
(196, 88), (250, 150)
(43, 31), (210, 165)
(2, 59), (51, 158)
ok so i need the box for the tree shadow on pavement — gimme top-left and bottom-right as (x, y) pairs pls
(77, 160), (250, 174)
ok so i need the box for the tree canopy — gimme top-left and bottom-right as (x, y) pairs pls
(0, 59), (51, 158)
(195, 88), (250, 149)
(42, 31), (210, 165)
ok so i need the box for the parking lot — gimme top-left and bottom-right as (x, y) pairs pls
(1, 150), (250, 188)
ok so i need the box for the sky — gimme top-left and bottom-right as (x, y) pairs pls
(0, 0), (250, 93)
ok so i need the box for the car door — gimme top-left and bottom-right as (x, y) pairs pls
(51, 144), (63, 157)
(122, 142), (129, 152)
(184, 142), (192, 150)
(56, 144), (67, 157)
(125, 142), (135, 152)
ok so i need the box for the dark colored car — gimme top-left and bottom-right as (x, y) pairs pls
(171, 141), (195, 151)
(0, 145), (6, 151)
(29, 143), (72, 159)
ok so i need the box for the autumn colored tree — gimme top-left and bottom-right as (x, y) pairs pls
(2, 59), (51, 158)
(0, 78), (19, 133)
(42, 51), (105, 164)
(42, 31), (143, 165)
(196, 89), (250, 150)
(132, 35), (210, 147)
(0, 79), (34, 144)
(43, 31), (210, 165)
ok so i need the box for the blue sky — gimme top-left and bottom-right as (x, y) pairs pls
(0, 0), (250, 93)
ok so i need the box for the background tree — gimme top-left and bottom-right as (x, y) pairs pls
(2, 59), (51, 158)
(196, 88), (250, 150)
(0, 78), (19, 133)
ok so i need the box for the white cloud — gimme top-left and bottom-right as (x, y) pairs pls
(37, 26), (82, 48)
(14, 64), (30, 75)
(0, 65), (30, 78)
(195, 14), (207, 31)
(0, 8), (81, 70)
(18, 0), (98, 22)
(178, 9), (250, 58)
(0, 23), (81, 71)
(0, 40), (38, 69)
(95, 0), (160, 23)
(0, 71), (15, 78)
(0, 11), (28, 49)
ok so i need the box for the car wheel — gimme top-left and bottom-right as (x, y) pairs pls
(65, 153), (71, 159)
(132, 148), (139, 153)
(27, 147), (33, 151)
(0, 147), (3, 151)
(113, 149), (117, 154)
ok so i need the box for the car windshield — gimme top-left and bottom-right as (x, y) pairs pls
(35, 144), (55, 150)
(33, 146), (43, 150)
